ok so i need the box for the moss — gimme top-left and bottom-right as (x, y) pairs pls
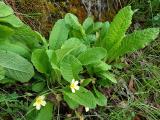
(6, 0), (128, 37)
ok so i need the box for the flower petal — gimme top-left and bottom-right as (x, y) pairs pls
(41, 101), (46, 106)
(85, 107), (89, 112)
(74, 81), (79, 85)
(39, 95), (45, 100)
(71, 88), (75, 93)
(75, 86), (79, 90)
(72, 79), (75, 83)
(33, 102), (37, 106)
(36, 105), (41, 110)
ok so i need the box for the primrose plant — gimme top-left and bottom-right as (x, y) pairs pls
(0, 2), (159, 119)
(31, 6), (159, 118)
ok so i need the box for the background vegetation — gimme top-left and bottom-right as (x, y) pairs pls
(0, 0), (160, 120)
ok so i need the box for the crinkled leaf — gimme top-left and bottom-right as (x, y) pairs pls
(0, 15), (24, 27)
(81, 78), (92, 87)
(94, 61), (111, 73)
(46, 50), (61, 82)
(55, 39), (86, 63)
(96, 22), (110, 46)
(83, 34), (96, 45)
(90, 22), (103, 33)
(49, 19), (69, 50)
(0, 41), (30, 58)
(46, 50), (59, 70)
(31, 49), (51, 74)
(93, 87), (107, 106)
(64, 94), (79, 109)
(63, 87), (96, 108)
(0, 78), (16, 84)
(0, 50), (34, 82)
(35, 31), (48, 49)
(32, 82), (46, 92)
(78, 47), (107, 65)
(61, 38), (82, 49)
(46, 50), (54, 62)
(56, 48), (74, 63)
(9, 26), (42, 50)
(108, 28), (160, 61)
(82, 16), (94, 33)
(65, 13), (85, 36)
(0, 1), (13, 17)
(50, 52), (60, 71)
(99, 72), (117, 83)
(65, 13), (82, 30)
(61, 38), (87, 56)
(100, 22), (110, 39)
(102, 6), (133, 51)
(60, 55), (83, 82)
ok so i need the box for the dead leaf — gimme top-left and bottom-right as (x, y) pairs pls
(128, 78), (136, 93)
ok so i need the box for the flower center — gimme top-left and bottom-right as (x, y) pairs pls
(70, 83), (75, 89)
(36, 98), (42, 104)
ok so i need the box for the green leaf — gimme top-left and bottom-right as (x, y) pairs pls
(81, 78), (92, 87)
(69, 29), (84, 39)
(0, 15), (24, 27)
(55, 38), (86, 63)
(65, 13), (85, 36)
(0, 78), (16, 84)
(35, 102), (53, 120)
(31, 49), (51, 74)
(61, 38), (87, 56)
(63, 87), (96, 108)
(32, 82), (46, 92)
(96, 22), (110, 46)
(102, 6), (133, 51)
(55, 48), (75, 63)
(99, 22), (110, 40)
(94, 61), (111, 73)
(0, 2), (13, 17)
(49, 19), (69, 50)
(78, 47), (107, 65)
(64, 94), (79, 109)
(93, 87), (107, 106)
(46, 50), (61, 82)
(98, 79), (112, 87)
(90, 22), (103, 33)
(60, 55), (83, 82)
(83, 34), (96, 45)
(82, 16), (94, 33)
(99, 72), (117, 83)
(0, 66), (5, 80)
(46, 50), (59, 69)
(61, 38), (82, 49)
(0, 50), (34, 82)
(46, 50), (54, 62)
(108, 28), (160, 61)
(35, 31), (48, 49)
(0, 24), (14, 38)
(65, 13), (81, 30)
(47, 50), (60, 71)
(0, 41), (30, 58)
(9, 25), (42, 50)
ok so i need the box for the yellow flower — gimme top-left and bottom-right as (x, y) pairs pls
(85, 107), (89, 112)
(70, 79), (80, 93)
(33, 95), (46, 110)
